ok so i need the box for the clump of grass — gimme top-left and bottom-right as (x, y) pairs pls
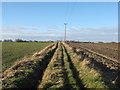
(79, 61), (107, 88)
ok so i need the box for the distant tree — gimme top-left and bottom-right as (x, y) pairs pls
(98, 41), (104, 43)
(15, 39), (23, 42)
(47, 41), (54, 43)
(34, 40), (38, 42)
(23, 40), (28, 42)
(29, 40), (33, 42)
(3, 39), (13, 42)
(110, 41), (117, 43)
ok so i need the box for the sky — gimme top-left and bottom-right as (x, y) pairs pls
(2, 2), (118, 42)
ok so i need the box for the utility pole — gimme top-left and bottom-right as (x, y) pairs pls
(64, 23), (67, 41)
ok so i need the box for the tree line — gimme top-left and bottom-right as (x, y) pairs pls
(0, 39), (54, 42)
(0, 39), (118, 43)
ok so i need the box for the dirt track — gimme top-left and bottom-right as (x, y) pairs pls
(2, 42), (119, 89)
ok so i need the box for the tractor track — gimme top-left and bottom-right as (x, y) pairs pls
(2, 42), (119, 89)
(62, 44), (85, 89)
(38, 42), (85, 89)
(35, 43), (58, 88)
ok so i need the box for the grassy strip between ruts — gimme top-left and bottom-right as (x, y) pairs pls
(62, 44), (80, 89)
(2, 43), (57, 89)
(38, 43), (65, 89)
(63, 42), (117, 88)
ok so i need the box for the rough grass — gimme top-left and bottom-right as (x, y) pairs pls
(2, 43), (57, 89)
(62, 45), (79, 89)
(38, 43), (65, 89)
(2, 42), (53, 71)
(63, 42), (117, 88)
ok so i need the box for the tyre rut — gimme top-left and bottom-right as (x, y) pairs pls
(62, 44), (85, 89)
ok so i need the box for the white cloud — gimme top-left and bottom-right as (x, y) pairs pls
(68, 27), (118, 35)
(2, 26), (62, 41)
(66, 27), (118, 42)
(2, 26), (118, 42)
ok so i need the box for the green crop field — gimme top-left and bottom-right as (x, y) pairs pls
(2, 42), (53, 72)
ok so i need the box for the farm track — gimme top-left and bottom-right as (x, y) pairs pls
(2, 42), (119, 89)
(38, 43), (85, 89)
(38, 42), (118, 89)
(62, 45), (85, 89)
(34, 43), (58, 88)
(38, 43), (65, 88)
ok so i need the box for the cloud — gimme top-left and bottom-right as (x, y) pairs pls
(3, 26), (26, 31)
(66, 27), (118, 42)
(2, 26), (118, 42)
(2, 26), (63, 41)
(68, 27), (118, 35)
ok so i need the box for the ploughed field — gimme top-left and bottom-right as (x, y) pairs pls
(2, 42), (119, 89)
(66, 41), (118, 60)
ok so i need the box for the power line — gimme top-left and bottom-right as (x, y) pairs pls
(64, 1), (77, 23)
(63, 1), (77, 41)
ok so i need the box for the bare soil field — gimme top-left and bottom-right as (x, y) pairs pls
(66, 41), (119, 60)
